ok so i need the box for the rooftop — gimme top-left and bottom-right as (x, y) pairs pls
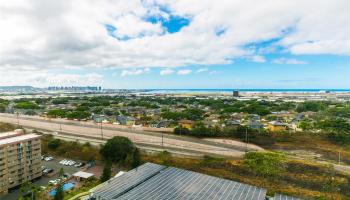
(269, 121), (286, 126)
(0, 130), (22, 140)
(92, 162), (267, 200)
(274, 194), (302, 200)
(0, 133), (41, 146)
(73, 171), (94, 179)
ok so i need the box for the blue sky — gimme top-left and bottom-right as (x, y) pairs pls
(73, 54), (350, 89)
(1, 0), (350, 88)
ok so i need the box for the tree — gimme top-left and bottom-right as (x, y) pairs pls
(47, 109), (67, 118)
(173, 127), (191, 135)
(100, 136), (136, 163)
(0, 104), (6, 113)
(126, 148), (141, 168)
(19, 181), (41, 200)
(317, 118), (350, 143)
(244, 152), (286, 177)
(58, 167), (64, 177)
(48, 139), (61, 150)
(54, 168), (65, 200)
(298, 118), (314, 131)
(54, 183), (64, 200)
(15, 101), (40, 109)
(100, 161), (112, 182)
(182, 108), (205, 120)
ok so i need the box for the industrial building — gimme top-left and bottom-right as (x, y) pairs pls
(0, 130), (42, 194)
(91, 162), (267, 200)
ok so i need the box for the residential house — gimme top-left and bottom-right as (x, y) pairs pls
(247, 120), (263, 129)
(178, 119), (194, 129)
(116, 116), (136, 126)
(267, 121), (287, 132)
(92, 114), (108, 123)
(225, 119), (241, 128)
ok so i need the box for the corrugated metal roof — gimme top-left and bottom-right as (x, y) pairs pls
(92, 163), (166, 199)
(274, 194), (302, 200)
(116, 167), (266, 200)
(93, 162), (267, 200)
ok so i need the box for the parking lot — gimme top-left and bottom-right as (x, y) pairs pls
(1, 156), (85, 200)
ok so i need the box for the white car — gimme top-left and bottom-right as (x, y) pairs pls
(44, 156), (53, 161)
(59, 159), (66, 164)
(69, 161), (76, 166)
(48, 180), (58, 185)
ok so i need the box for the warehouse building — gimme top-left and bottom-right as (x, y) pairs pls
(0, 130), (42, 194)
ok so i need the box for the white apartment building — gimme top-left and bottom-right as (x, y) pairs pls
(0, 130), (42, 194)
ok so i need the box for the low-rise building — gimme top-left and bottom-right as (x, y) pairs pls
(0, 130), (42, 194)
(267, 121), (287, 132)
(247, 120), (263, 129)
(178, 119), (194, 129)
(116, 116), (136, 126)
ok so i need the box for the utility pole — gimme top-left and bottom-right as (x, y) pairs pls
(100, 121), (104, 140)
(16, 112), (19, 126)
(245, 128), (248, 152)
(59, 123), (62, 134)
(161, 132), (164, 148)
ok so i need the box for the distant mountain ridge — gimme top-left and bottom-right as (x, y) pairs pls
(0, 86), (42, 93)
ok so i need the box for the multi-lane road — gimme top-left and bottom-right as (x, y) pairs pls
(0, 113), (263, 157)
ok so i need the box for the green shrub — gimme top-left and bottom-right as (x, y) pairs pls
(244, 151), (286, 177)
(48, 139), (61, 150)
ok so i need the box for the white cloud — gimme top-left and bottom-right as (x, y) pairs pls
(196, 68), (208, 73)
(249, 55), (266, 63)
(0, 69), (103, 87)
(272, 58), (307, 65)
(120, 68), (150, 76)
(177, 69), (192, 75)
(160, 68), (174, 75)
(0, 0), (349, 86)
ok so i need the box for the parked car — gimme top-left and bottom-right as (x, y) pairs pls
(63, 173), (71, 178)
(43, 168), (54, 174)
(44, 156), (53, 161)
(59, 159), (67, 164)
(74, 162), (85, 168)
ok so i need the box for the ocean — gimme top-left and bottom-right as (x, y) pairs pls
(141, 89), (350, 94)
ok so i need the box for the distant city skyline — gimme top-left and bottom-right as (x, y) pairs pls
(0, 1), (350, 88)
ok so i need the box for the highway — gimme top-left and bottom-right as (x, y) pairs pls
(0, 113), (262, 158)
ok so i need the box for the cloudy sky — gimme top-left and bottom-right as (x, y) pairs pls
(0, 0), (350, 89)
